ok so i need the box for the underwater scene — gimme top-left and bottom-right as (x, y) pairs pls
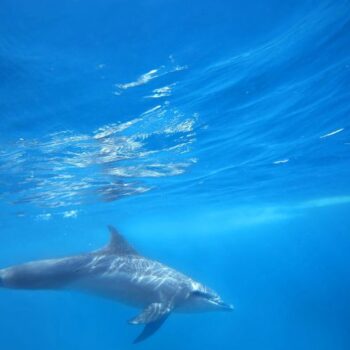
(1, 0), (350, 349)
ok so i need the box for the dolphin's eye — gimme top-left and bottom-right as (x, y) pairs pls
(191, 291), (212, 299)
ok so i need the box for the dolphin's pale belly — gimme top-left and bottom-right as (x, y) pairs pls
(73, 255), (192, 308)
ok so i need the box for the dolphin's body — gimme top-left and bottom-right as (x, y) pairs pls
(0, 226), (233, 343)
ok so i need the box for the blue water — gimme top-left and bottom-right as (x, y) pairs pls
(1, 0), (350, 349)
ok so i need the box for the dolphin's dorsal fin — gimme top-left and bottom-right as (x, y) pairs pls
(100, 225), (139, 256)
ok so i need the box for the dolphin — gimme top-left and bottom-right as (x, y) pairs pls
(0, 226), (233, 343)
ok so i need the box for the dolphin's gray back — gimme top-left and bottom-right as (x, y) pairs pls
(0, 254), (92, 290)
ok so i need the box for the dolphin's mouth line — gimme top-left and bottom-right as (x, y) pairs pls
(209, 299), (234, 311)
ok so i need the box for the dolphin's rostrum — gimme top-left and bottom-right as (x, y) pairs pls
(0, 226), (233, 343)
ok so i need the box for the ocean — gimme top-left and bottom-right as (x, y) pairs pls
(0, 0), (350, 349)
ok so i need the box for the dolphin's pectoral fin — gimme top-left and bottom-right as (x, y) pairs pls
(129, 302), (173, 324)
(133, 314), (169, 344)
(129, 302), (173, 343)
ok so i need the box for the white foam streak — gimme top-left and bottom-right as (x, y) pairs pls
(273, 159), (289, 165)
(145, 84), (175, 99)
(116, 68), (160, 90)
(320, 128), (344, 138)
(113, 58), (187, 95)
(94, 119), (142, 139)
